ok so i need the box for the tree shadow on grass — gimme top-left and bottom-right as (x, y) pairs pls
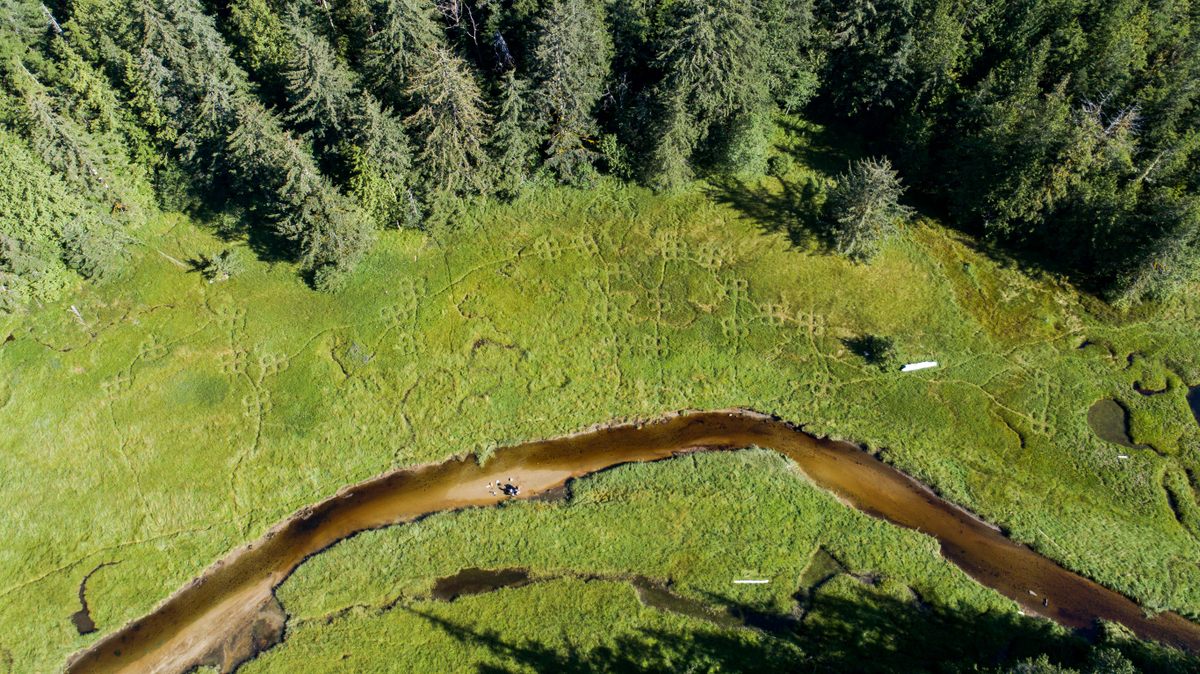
(405, 605), (805, 673)
(407, 587), (1200, 674)
(775, 117), (865, 179)
(841, 334), (897, 371)
(239, 216), (297, 266)
(702, 118), (871, 255)
(704, 173), (833, 253)
(771, 118), (1119, 300)
(173, 173), (299, 268)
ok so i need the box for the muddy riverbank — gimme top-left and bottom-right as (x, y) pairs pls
(66, 409), (1200, 673)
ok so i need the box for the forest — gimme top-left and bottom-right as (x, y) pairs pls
(1, 0), (1198, 301)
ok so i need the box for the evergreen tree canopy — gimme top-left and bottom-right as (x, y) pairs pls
(827, 156), (913, 262)
(0, 0), (1196, 302)
(1113, 192), (1200, 304)
(530, 0), (611, 185)
(227, 101), (373, 282)
(8, 58), (116, 196)
(657, 0), (769, 125)
(490, 69), (538, 198)
(816, 0), (915, 114)
(364, 0), (442, 107)
(284, 23), (357, 140)
(762, 0), (820, 113)
(647, 0), (771, 189)
(404, 44), (491, 197)
(347, 93), (420, 228)
(225, 0), (291, 82)
(113, 0), (375, 281)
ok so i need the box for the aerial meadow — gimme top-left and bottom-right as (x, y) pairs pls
(3, 126), (1200, 670)
(3, 0), (1200, 670)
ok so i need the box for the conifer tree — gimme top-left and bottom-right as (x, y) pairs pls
(19, 0), (1200, 301)
(954, 53), (1093, 239)
(226, 0), (291, 79)
(330, 0), (376, 67)
(157, 0), (246, 87)
(646, 91), (694, 190)
(647, 0), (770, 189)
(364, 0), (442, 106)
(347, 93), (421, 228)
(761, 0), (820, 113)
(0, 128), (122, 296)
(1113, 194), (1200, 304)
(286, 174), (373, 289)
(530, 0), (611, 185)
(129, 0), (242, 162)
(8, 61), (114, 196)
(660, 0), (768, 123)
(816, 0), (915, 114)
(226, 101), (373, 284)
(490, 70), (538, 198)
(120, 0), (374, 284)
(47, 37), (123, 134)
(827, 157), (913, 262)
(284, 23), (357, 141)
(404, 44), (491, 197)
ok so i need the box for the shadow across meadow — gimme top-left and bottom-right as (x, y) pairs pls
(703, 119), (867, 254)
(406, 588), (1200, 674)
(705, 173), (833, 253)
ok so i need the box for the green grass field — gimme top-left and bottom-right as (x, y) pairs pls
(249, 450), (1196, 672)
(1, 121), (1198, 672)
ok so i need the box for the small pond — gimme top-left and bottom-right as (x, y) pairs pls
(1087, 399), (1139, 449)
(431, 567), (531, 601)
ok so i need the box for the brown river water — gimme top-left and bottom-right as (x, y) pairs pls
(66, 409), (1200, 673)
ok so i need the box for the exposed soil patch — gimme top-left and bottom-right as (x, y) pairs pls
(195, 595), (286, 673)
(330, 339), (373, 378)
(469, 337), (522, 354)
(528, 482), (572, 504)
(66, 410), (1200, 674)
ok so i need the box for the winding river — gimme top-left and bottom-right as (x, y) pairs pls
(67, 410), (1200, 673)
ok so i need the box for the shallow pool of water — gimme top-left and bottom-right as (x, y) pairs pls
(430, 568), (531, 601)
(1087, 399), (1139, 449)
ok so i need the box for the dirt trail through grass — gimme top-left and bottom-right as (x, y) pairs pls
(67, 410), (1200, 673)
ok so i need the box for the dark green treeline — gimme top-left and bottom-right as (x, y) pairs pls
(1, 0), (1197, 300)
